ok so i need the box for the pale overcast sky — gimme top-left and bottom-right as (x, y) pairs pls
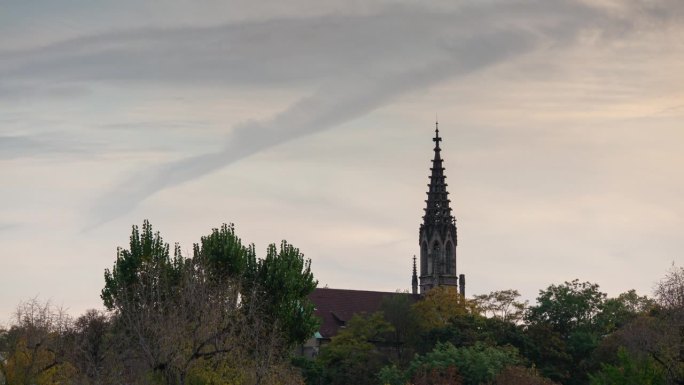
(1, 0), (683, 320)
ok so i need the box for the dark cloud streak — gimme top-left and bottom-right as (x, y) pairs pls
(5, 0), (668, 227)
(87, 27), (544, 226)
(0, 2), (617, 88)
(0, 134), (91, 160)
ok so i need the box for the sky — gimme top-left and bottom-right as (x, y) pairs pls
(1, 0), (683, 321)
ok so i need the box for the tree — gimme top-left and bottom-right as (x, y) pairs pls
(416, 311), (527, 359)
(652, 264), (684, 385)
(595, 290), (655, 334)
(473, 289), (527, 324)
(99, 222), (229, 383)
(604, 265), (684, 385)
(491, 366), (559, 385)
(378, 365), (406, 385)
(380, 293), (420, 363)
(101, 221), (314, 385)
(654, 264), (684, 310)
(411, 366), (463, 385)
(406, 342), (521, 385)
(589, 347), (666, 385)
(0, 299), (76, 385)
(101, 220), (185, 313)
(100, 221), (195, 383)
(525, 280), (608, 385)
(526, 280), (606, 336)
(245, 241), (318, 347)
(65, 309), (119, 385)
(192, 223), (255, 283)
(413, 286), (475, 331)
(521, 323), (572, 383)
(318, 312), (394, 385)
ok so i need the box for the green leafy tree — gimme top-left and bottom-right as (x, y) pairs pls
(380, 293), (420, 363)
(595, 290), (655, 334)
(491, 366), (559, 385)
(406, 342), (521, 385)
(419, 314), (486, 352)
(412, 366), (463, 385)
(583, 267), (684, 385)
(245, 241), (318, 347)
(100, 221), (196, 384)
(589, 348), (666, 385)
(473, 289), (528, 324)
(526, 280), (606, 336)
(101, 221), (314, 385)
(318, 312), (394, 385)
(192, 223), (255, 282)
(652, 264), (684, 385)
(415, 310), (527, 361)
(521, 323), (571, 382)
(525, 280), (608, 385)
(101, 220), (186, 312)
(601, 265), (684, 385)
(378, 365), (406, 385)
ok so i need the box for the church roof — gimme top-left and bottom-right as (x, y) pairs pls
(309, 288), (419, 338)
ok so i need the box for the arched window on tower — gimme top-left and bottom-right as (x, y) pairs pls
(430, 241), (440, 274)
(420, 242), (428, 276)
(445, 241), (454, 275)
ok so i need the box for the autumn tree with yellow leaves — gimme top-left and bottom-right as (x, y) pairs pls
(412, 286), (477, 330)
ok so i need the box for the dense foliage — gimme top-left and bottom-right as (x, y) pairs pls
(1, 220), (682, 385)
(295, 267), (683, 385)
(1, 220), (316, 385)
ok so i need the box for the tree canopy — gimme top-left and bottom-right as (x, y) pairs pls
(3, 218), (682, 385)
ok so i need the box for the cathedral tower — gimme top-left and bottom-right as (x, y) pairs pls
(417, 123), (463, 294)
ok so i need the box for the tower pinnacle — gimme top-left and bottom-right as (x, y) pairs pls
(412, 255), (418, 295)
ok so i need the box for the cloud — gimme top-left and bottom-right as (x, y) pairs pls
(4, 0), (670, 226)
(86, 28), (544, 225)
(1, 2), (624, 87)
(0, 222), (20, 233)
(0, 133), (92, 160)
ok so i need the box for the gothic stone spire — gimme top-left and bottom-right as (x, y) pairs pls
(422, 123), (454, 229)
(418, 122), (460, 294)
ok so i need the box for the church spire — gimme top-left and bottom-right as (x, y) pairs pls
(422, 121), (454, 229)
(417, 122), (460, 295)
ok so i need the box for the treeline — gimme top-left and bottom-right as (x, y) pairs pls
(0, 220), (682, 385)
(0, 220), (318, 385)
(294, 270), (684, 385)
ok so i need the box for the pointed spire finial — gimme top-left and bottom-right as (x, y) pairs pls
(433, 120), (442, 147)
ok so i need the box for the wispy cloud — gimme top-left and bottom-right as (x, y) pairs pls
(0, 134), (92, 160)
(0, 222), (20, 233)
(85, 29), (542, 225)
(2, 0), (671, 226)
(1, 2), (624, 90)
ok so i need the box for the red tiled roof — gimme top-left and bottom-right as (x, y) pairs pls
(309, 288), (420, 338)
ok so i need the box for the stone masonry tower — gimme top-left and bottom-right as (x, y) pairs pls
(416, 122), (464, 295)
